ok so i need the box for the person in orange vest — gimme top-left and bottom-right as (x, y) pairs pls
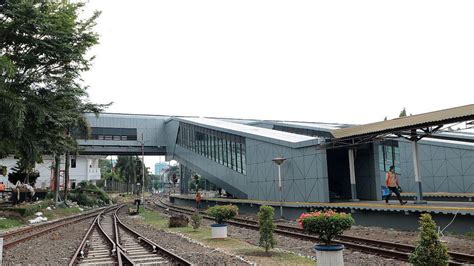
(195, 191), (202, 210)
(385, 166), (407, 205)
(0, 182), (5, 199)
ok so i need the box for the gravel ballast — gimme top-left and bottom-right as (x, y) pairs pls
(150, 201), (410, 265)
(3, 218), (93, 265)
(118, 208), (250, 265)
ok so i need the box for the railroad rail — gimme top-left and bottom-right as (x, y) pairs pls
(70, 204), (191, 265)
(1, 206), (112, 249)
(153, 197), (474, 266)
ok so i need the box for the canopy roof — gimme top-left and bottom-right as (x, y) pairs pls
(331, 104), (474, 140)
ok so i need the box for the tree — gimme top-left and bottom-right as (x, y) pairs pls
(99, 159), (113, 177)
(115, 156), (137, 194)
(8, 161), (39, 185)
(0, 0), (108, 187)
(258, 205), (276, 253)
(409, 214), (449, 265)
(399, 107), (407, 117)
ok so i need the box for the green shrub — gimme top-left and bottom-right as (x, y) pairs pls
(45, 192), (55, 199)
(206, 205), (238, 224)
(190, 211), (202, 230)
(3, 201), (50, 217)
(298, 210), (354, 246)
(258, 205), (276, 252)
(409, 214), (449, 265)
(68, 183), (111, 206)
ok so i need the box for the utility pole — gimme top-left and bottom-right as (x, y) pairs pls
(64, 151), (70, 201)
(141, 133), (145, 205)
(54, 154), (61, 207)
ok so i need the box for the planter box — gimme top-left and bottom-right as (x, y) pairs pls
(211, 224), (227, 238)
(314, 244), (344, 266)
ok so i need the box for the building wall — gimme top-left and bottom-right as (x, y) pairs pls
(378, 139), (474, 193)
(154, 162), (168, 175)
(0, 155), (102, 189)
(245, 139), (329, 202)
(81, 113), (169, 148)
(170, 130), (330, 202)
(354, 144), (380, 200)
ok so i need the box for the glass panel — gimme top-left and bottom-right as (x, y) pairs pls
(213, 134), (217, 162)
(220, 134), (225, 165)
(228, 136), (232, 168)
(231, 137), (236, 170)
(241, 142), (246, 175)
(237, 142), (242, 173)
(394, 147), (401, 174)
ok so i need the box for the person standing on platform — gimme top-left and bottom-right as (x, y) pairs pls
(195, 191), (202, 210)
(385, 166), (407, 205)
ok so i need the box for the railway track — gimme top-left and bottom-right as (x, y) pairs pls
(153, 197), (474, 266)
(1, 206), (111, 249)
(70, 204), (191, 265)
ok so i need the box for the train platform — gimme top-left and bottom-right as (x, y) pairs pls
(169, 194), (474, 233)
(400, 192), (474, 202)
(170, 194), (474, 215)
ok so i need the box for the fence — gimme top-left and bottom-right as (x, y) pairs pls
(97, 179), (138, 194)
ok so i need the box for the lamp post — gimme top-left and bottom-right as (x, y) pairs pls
(272, 157), (286, 219)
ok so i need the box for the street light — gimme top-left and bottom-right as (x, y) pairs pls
(272, 157), (286, 219)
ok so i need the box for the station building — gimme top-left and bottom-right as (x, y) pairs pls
(73, 105), (474, 203)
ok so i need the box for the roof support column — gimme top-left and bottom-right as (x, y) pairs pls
(348, 148), (359, 201)
(412, 141), (426, 204)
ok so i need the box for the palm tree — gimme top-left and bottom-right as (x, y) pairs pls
(115, 156), (138, 194)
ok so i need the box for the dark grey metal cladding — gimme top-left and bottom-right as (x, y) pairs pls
(79, 145), (166, 156)
(79, 113), (169, 155)
(175, 152), (248, 199)
(395, 138), (474, 193)
(245, 139), (329, 202)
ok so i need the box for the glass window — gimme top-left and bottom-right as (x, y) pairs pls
(230, 137), (235, 170)
(212, 134), (217, 162)
(71, 157), (76, 168)
(225, 137), (230, 167)
(380, 142), (400, 174)
(176, 122), (247, 175)
(241, 142), (246, 174)
(216, 135), (221, 163)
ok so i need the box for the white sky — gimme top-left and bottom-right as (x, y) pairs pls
(81, 1), (474, 169)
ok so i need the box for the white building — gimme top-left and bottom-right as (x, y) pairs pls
(0, 155), (103, 189)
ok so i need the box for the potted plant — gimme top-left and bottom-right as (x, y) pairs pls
(206, 204), (238, 238)
(297, 210), (355, 265)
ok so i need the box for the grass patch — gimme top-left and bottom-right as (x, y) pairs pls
(0, 218), (24, 230)
(140, 209), (169, 228)
(41, 206), (83, 220)
(465, 231), (474, 240)
(138, 209), (314, 265)
(238, 248), (314, 265)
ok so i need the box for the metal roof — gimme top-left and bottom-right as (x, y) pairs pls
(331, 104), (474, 139)
(175, 117), (321, 148)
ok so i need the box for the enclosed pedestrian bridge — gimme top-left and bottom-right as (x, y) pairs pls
(77, 113), (168, 156)
(79, 105), (474, 203)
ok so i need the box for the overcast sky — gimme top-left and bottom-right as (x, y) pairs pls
(81, 1), (474, 170)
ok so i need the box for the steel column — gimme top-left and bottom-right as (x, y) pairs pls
(348, 148), (359, 201)
(412, 141), (426, 204)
